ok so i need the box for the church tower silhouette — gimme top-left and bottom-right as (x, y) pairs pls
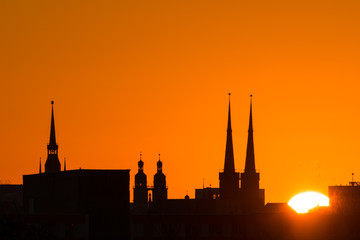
(45, 101), (61, 173)
(219, 93), (240, 199)
(153, 154), (167, 202)
(241, 95), (261, 209)
(134, 153), (148, 206)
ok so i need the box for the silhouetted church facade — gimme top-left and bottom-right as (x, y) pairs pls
(131, 95), (267, 239)
(42, 101), (62, 173)
(134, 154), (148, 209)
(23, 102), (130, 240)
(238, 95), (265, 209)
(200, 94), (265, 209)
(219, 96), (240, 200)
(133, 95), (264, 211)
(133, 153), (168, 211)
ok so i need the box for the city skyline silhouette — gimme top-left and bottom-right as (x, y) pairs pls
(1, 0), (360, 205)
(1, 92), (359, 204)
(3, 1), (360, 239)
(2, 95), (360, 239)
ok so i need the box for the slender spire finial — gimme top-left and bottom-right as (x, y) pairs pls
(224, 93), (235, 172)
(227, 94), (232, 132)
(39, 157), (42, 174)
(245, 94), (255, 173)
(249, 94), (253, 132)
(48, 100), (57, 149)
(140, 152), (142, 160)
(64, 158), (66, 171)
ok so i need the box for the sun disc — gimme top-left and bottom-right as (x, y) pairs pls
(288, 192), (329, 213)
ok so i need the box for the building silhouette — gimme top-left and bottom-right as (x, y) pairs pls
(329, 176), (360, 214)
(12, 97), (360, 240)
(45, 101), (61, 173)
(153, 154), (167, 202)
(195, 186), (219, 200)
(134, 153), (148, 208)
(197, 94), (264, 210)
(22, 101), (130, 239)
(240, 95), (264, 210)
(219, 93), (240, 200)
(133, 153), (168, 211)
(131, 95), (269, 239)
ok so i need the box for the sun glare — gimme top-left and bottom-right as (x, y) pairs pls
(288, 192), (329, 213)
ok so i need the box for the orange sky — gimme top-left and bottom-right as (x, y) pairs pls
(1, 0), (360, 203)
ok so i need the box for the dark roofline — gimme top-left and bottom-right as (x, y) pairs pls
(23, 169), (130, 177)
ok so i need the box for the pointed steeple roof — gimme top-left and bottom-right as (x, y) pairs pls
(224, 93), (235, 173)
(48, 101), (58, 150)
(45, 101), (61, 173)
(244, 95), (256, 173)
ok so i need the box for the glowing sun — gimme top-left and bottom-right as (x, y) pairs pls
(288, 192), (329, 213)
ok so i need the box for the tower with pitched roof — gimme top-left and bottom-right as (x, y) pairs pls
(240, 95), (264, 209)
(45, 101), (61, 173)
(219, 93), (240, 199)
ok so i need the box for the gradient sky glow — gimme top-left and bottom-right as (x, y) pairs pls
(1, 0), (360, 203)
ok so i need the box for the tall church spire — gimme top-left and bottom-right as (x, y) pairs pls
(45, 101), (61, 173)
(219, 93), (239, 199)
(240, 95), (263, 210)
(244, 95), (256, 173)
(224, 93), (235, 173)
(49, 101), (57, 150)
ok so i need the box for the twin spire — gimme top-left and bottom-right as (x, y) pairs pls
(224, 93), (235, 173)
(224, 94), (255, 174)
(219, 93), (257, 200)
(245, 95), (256, 173)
